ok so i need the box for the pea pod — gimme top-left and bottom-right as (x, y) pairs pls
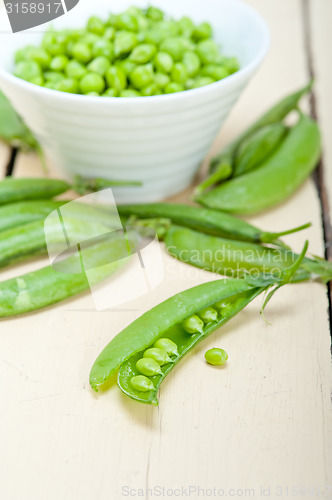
(164, 225), (332, 283)
(0, 91), (36, 149)
(196, 114), (321, 214)
(0, 178), (70, 205)
(233, 122), (288, 176)
(195, 81), (313, 195)
(0, 216), (114, 268)
(0, 237), (128, 317)
(90, 248), (306, 404)
(118, 203), (310, 245)
(0, 200), (65, 233)
(0, 175), (142, 206)
(0, 199), (128, 267)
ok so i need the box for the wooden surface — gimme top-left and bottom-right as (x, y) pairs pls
(1, 1), (332, 499)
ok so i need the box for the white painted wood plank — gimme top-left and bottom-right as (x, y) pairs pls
(0, 1), (331, 500)
(309, 0), (332, 224)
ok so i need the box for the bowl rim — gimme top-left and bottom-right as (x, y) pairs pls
(0, 0), (270, 105)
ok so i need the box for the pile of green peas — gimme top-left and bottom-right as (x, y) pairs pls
(13, 5), (239, 97)
(131, 302), (224, 392)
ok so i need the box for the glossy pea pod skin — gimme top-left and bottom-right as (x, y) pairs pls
(0, 216), (113, 268)
(118, 203), (310, 245)
(89, 278), (269, 404)
(0, 238), (125, 317)
(0, 177), (70, 205)
(197, 115), (321, 214)
(164, 225), (332, 283)
(233, 122), (288, 177)
(0, 199), (118, 233)
(0, 91), (36, 149)
(0, 200), (65, 233)
(195, 82), (313, 195)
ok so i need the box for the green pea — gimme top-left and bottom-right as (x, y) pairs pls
(130, 43), (157, 64)
(44, 81), (57, 90)
(115, 13), (139, 32)
(87, 16), (105, 36)
(182, 315), (204, 334)
(120, 59), (137, 77)
(105, 66), (127, 91)
(103, 27), (115, 41)
(79, 72), (105, 94)
(196, 40), (221, 65)
(87, 56), (110, 76)
(141, 28), (164, 46)
(102, 88), (118, 97)
(164, 82), (184, 94)
(55, 78), (79, 93)
(129, 63), (154, 89)
(15, 46), (34, 63)
(66, 60), (87, 79)
(106, 13), (117, 27)
(189, 76), (215, 89)
(120, 89), (141, 97)
(71, 42), (92, 64)
(141, 83), (159, 97)
(146, 6), (164, 21)
(114, 31), (138, 57)
(192, 22), (213, 42)
(201, 64), (229, 81)
(85, 91), (99, 96)
(177, 17), (194, 38)
(185, 78), (195, 90)
(214, 301), (228, 311)
(171, 63), (188, 84)
(154, 338), (178, 356)
(154, 52), (174, 74)
(160, 37), (193, 61)
(44, 71), (64, 83)
(222, 57), (240, 75)
(205, 348), (228, 366)
(130, 375), (155, 392)
(50, 55), (69, 72)
(198, 307), (218, 323)
(14, 61), (42, 83)
(143, 348), (171, 366)
(154, 72), (170, 90)
(92, 39), (114, 60)
(44, 42), (66, 57)
(26, 47), (51, 69)
(183, 51), (201, 77)
(81, 32), (101, 48)
(158, 20), (180, 38)
(136, 357), (162, 376)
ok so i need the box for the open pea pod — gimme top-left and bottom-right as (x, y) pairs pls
(90, 244), (307, 406)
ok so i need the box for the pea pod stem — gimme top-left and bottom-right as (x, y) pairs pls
(195, 81), (314, 195)
(118, 203), (311, 245)
(72, 175), (142, 194)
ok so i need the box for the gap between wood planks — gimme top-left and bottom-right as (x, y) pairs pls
(302, 0), (332, 337)
(4, 0), (332, 336)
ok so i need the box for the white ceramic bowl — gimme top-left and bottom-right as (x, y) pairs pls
(0, 0), (269, 203)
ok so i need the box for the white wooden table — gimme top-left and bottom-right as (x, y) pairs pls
(0, 1), (331, 499)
